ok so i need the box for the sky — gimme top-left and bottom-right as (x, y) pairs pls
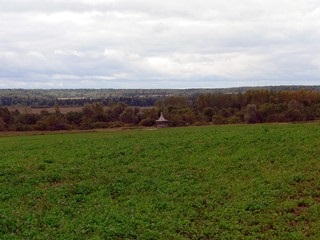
(0, 0), (320, 89)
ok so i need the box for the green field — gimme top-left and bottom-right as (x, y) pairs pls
(1, 123), (320, 239)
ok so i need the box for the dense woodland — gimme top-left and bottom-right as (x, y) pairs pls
(1, 86), (320, 107)
(1, 88), (320, 131)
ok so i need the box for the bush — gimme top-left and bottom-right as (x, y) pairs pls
(193, 121), (207, 126)
(15, 123), (34, 131)
(0, 117), (6, 131)
(139, 118), (155, 127)
(92, 122), (109, 129)
(109, 121), (124, 128)
(212, 115), (227, 125)
(35, 120), (48, 131)
(228, 116), (242, 124)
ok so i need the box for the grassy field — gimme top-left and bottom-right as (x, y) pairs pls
(1, 123), (320, 239)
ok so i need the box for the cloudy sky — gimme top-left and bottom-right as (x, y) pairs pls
(0, 0), (319, 89)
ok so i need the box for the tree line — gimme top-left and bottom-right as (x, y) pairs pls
(1, 86), (320, 107)
(1, 90), (320, 131)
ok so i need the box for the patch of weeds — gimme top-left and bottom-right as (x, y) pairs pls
(44, 173), (62, 183)
(43, 215), (61, 228)
(262, 126), (270, 133)
(245, 201), (268, 212)
(0, 192), (12, 201)
(292, 173), (306, 183)
(126, 165), (137, 173)
(71, 183), (94, 196)
(43, 159), (54, 164)
(37, 164), (46, 171)
(282, 200), (299, 213)
(0, 216), (20, 235)
(141, 179), (158, 191)
(154, 201), (170, 211)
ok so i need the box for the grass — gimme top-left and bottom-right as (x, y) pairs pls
(1, 123), (320, 239)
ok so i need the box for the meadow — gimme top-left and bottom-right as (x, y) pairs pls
(1, 123), (320, 239)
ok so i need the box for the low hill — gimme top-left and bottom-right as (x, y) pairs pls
(1, 85), (320, 107)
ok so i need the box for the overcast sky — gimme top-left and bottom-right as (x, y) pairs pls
(0, 0), (319, 89)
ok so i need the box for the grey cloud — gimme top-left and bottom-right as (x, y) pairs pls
(0, 0), (320, 88)
(0, 0), (114, 13)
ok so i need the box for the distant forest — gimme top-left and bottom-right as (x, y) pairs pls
(1, 85), (320, 107)
(1, 86), (320, 131)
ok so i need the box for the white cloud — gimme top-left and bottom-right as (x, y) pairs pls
(0, 0), (319, 88)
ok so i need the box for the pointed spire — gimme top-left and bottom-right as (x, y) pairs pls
(156, 112), (168, 122)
